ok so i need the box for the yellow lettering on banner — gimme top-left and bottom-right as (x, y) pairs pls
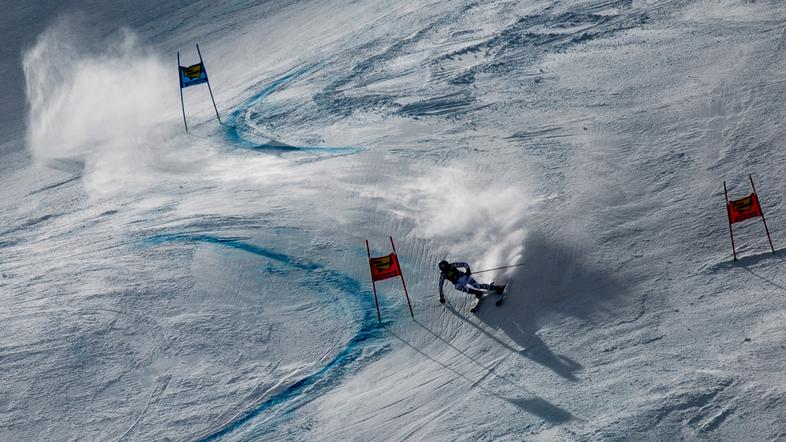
(184, 64), (203, 79)
(372, 255), (394, 271)
(732, 196), (753, 212)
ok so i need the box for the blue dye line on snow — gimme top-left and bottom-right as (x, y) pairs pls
(230, 64), (319, 122)
(222, 64), (363, 156)
(144, 233), (386, 440)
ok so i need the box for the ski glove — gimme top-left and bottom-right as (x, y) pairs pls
(439, 296), (446, 304)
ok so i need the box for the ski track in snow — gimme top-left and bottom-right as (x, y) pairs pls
(142, 66), (391, 440)
(221, 64), (363, 159)
(4, 0), (786, 440)
(141, 234), (388, 440)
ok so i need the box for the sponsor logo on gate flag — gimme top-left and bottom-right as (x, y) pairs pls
(728, 193), (763, 224)
(179, 62), (209, 88)
(369, 253), (402, 282)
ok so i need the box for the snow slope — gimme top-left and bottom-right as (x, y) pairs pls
(3, 0), (786, 440)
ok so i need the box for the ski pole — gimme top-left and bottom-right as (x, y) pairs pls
(471, 263), (526, 274)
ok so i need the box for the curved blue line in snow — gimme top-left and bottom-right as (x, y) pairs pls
(232, 64), (318, 118)
(144, 234), (385, 440)
(223, 64), (363, 157)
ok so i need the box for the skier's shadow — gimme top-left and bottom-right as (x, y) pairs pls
(444, 304), (582, 381)
(459, 231), (627, 381)
(389, 323), (575, 424)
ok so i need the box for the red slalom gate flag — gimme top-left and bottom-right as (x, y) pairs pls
(366, 237), (414, 321)
(369, 253), (402, 282)
(723, 176), (776, 261)
(728, 193), (763, 224)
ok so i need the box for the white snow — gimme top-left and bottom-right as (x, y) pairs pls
(2, 0), (786, 440)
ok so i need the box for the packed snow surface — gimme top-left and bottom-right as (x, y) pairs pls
(2, 0), (786, 440)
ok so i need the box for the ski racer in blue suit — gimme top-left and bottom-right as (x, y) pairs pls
(438, 260), (504, 304)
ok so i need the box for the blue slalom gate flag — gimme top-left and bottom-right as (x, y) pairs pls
(179, 62), (208, 88)
(177, 44), (221, 132)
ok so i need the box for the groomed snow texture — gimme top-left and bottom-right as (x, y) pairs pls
(2, 1), (786, 440)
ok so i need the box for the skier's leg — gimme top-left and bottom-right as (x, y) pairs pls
(455, 276), (483, 299)
(467, 277), (492, 292)
(467, 277), (504, 293)
(454, 284), (483, 296)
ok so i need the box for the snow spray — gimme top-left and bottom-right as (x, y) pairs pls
(23, 16), (177, 195)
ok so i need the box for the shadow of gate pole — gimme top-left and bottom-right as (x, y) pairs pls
(385, 325), (576, 425)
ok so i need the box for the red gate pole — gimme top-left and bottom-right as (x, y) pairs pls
(390, 236), (414, 319)
(724, 181), (737, 261)
(749, 175), (775, 254)
(366, 240), (382, 323)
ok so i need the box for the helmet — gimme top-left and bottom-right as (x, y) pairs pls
(438, 260), (450, 272)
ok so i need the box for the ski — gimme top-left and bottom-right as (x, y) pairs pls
(495, 280), (510, 306)
(470, 282), (509, 313)
(469, 295), (483, 313)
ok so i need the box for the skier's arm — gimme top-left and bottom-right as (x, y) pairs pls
(438, 274), (445, 299)
(453, 262), (471, 276)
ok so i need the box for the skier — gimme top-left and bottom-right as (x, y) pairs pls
(438, 260), (505, 304)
